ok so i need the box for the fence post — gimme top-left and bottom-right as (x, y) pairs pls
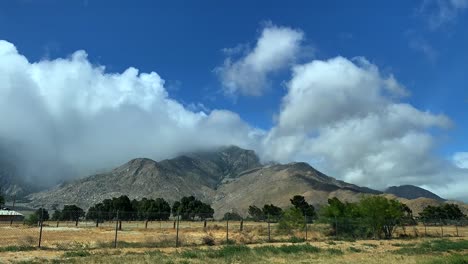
(440, 218), (443, 238)
(226, 215), (229, 244)
(175, 215), (180, 248)
(304, 214), (308, 241)
(424, 221), (427, 237)
(10, 195), (16, 226)
(114, 211), (119, 248)
(334, 216), (338, 237)
(455, 222), (459, 237)
(38, 208), (44, 248)
(240, 219), (243, 232)
(267, 215), (271, 242)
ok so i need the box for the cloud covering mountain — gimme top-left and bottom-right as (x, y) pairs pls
(0, 24), (467, 201)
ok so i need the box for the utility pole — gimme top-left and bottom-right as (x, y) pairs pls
(10, 195), (16, 226)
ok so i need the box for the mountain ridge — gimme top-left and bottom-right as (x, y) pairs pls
(20, 146), (466, 217)
(385, 185), (445, 202)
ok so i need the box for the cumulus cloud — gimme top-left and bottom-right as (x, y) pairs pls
(261, 56), (461, 193)
(0, 40), (263, 184)
(1, 37), (467, 201)
(215, 25), (304, 96)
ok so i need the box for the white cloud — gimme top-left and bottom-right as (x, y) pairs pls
(1, 38), (467, 202)
(419, 0), (468, 30)
(0, 40), (263, 184)
(408, 36), (438, 62)
(215, 25), (304, 96)
(261, 56), (459, 192)
(453, 152), (468, 168)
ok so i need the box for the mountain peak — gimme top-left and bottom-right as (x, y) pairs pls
(385, 185), (445, 201)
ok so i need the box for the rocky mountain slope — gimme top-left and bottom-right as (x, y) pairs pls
(0, 147), (34, 198)
(28, 146), (261, 209)
(27, 146), (464, 217)
(385, 185), (445, 201)
(211, 162), (380, 217)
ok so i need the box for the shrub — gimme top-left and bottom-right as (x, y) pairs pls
(25, 214), (39, 226)
(277, 208), (305, 234)
(202, 235), (215, 246)
(63, 250), (91, 258)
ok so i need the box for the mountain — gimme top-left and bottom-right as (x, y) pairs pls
(385, 185), (445, 201)
(211, 162), (380, 217)
(0, 147), (33, 198)
(27, 146), (465, 218)
(28, 146), (262, 209)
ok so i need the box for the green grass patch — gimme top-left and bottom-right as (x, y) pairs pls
(175, 244), (324, 261)
(394, 239), (468, 255)
(179, 250), (202, 259)
(111, 240), (175, 249)
(0, 245), (36, 252)
(206, 245), (251, 258)
(63, 250), (91, 258)
(255, 244), (321, 255)
(326, 248), (344, 255)
(288, 236), (306, 243)
(424, 254), (468, 264)
(348, 247), (362, 253)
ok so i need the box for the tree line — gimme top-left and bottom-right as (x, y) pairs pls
(28, 195), (214, 223)
(25, 193), (467, 238)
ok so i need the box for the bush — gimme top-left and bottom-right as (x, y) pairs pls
(25, 214), (39, 226)
(223, 212), (243, 221)
(202, 235), (215, 246)
(63, 250), (91, 258)
(277, 208), (305, 234)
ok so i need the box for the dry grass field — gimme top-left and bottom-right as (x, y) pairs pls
(0, 221), (467, 263)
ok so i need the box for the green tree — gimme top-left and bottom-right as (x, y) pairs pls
(277, 207), (305, 234)
(262, 204), (283, 222)
(135, 198), (171, 220)
(0, 194), (4, 206)
(61, 205), (85, 221)
(172, 196), (214, 220)
(25, 213), (39, 226)
(290, 195), (316, 219)
(111, 195), (133, 220)
(51, 209), (62, 221)
(25, 208), (49, 226)
(196, 202), (214, 220)
(320, 196), (408, 239)
(420, 204), (466, 224)
(223, 212), (243, 221)
(320, 197), (363, 237)
(35, 208), (50, 221)
(172, 201), (181, 216)
(248, 205), (265, 221)
(358, 196), (405, 239)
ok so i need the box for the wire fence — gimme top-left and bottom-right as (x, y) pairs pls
(1, 211), (467, 250)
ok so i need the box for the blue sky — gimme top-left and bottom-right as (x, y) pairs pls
(0, 1), (467, 199)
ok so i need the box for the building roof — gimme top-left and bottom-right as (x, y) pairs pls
(0, 210), (24, 216)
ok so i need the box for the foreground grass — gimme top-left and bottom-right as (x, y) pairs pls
(393, 239), (468, 255)
(7, 239), (467, 264)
